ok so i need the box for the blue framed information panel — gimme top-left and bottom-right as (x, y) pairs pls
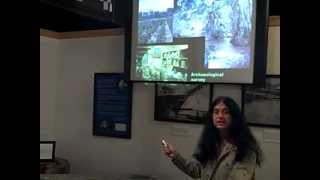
(93, 73), (132, 139)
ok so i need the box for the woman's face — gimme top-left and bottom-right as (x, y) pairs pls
(212, 102), (232, 129)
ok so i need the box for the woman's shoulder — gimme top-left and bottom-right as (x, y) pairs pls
(241, 149), (257, 165)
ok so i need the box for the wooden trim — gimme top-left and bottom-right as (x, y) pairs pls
(40, 28), (124, 39)
(269, 16), (280, 26)
(59, 28), (124, 39)
(40, 29), (62, 39)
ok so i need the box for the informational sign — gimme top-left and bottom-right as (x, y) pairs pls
(93, 73), (132, 139)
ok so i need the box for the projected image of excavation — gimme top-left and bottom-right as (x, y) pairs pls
(173, 0), (253, 69)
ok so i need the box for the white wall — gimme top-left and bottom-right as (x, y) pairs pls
(267, 26), (280, 75)
(40, 26), (280, 180)
(40, 36), (60, 140)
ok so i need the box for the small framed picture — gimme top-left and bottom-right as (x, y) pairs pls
(242, 75), (280, 127)
(155, 83), (212, 124)
(40, 141), (56, 161)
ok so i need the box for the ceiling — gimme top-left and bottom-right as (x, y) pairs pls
(269, 0), (280, 16)
(40, 2), (122, 32)
(40, 0), (279, 33)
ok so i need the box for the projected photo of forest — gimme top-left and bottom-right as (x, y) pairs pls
(138, 0), (254, 69)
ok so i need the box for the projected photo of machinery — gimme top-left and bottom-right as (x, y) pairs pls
(136, 45), (190, 81)
(155, 83), (212, 124)
(138, 0), (254, 69)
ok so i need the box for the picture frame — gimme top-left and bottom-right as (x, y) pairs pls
(242, 75), (280, 128)
(155, 83), (213, 124)
(93, 73), (132, 139)
(40, 141), (56, 161)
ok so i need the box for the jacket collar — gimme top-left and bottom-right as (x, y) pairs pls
(216, 142), (237, 162)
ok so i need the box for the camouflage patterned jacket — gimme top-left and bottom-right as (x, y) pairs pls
(171, 143), (257, 180)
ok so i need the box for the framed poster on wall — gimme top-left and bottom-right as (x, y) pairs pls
(155, 83), (212, 124)
(242, 75), (280, 127)
(93, 73), (132, 138)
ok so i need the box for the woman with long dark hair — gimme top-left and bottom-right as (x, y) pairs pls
(162, 96), (263, 180)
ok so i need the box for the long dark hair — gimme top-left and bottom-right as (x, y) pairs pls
(193, 96), (263, 166)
